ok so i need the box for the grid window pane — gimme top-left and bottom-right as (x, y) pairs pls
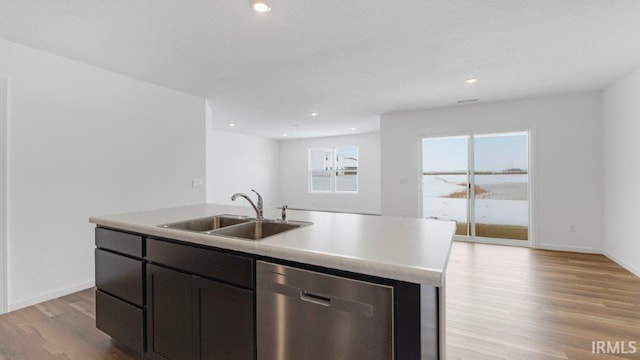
(310, 149), (332, 191)
(335, 147), (358, 192)
(308, 147), (358, 193)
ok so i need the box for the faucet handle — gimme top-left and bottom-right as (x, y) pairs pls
(281, 205), (288, 221)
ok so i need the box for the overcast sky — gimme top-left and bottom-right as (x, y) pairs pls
(422, 133), (528, 173)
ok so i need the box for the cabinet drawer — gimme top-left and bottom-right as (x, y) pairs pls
(95, 227), (143, 258)
(147, 238), (254, 289)
(95, 249), (144, 306)
(96, 290), (144, 354)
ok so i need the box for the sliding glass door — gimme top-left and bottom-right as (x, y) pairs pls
(473, 132), (529, 240)
(422, 131), (530, 242)
(422, 136), (470, 236)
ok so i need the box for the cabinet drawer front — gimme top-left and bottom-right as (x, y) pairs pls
(95, 227), (143, 257)
(147, 238), (254, 289)
(95, 249), (144, 306)
(96, 290), (144, 354)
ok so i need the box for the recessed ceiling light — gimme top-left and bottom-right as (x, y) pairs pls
(251, 0), (271, 12)
(466, 78), (478, 84)
(351, 127), (356, 131)
(282, 133), (287, 137)
(311, 112), (318, 117)
(229, 123), (236, 127)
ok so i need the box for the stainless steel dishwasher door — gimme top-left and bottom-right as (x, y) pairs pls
(256, 261), (394, 360)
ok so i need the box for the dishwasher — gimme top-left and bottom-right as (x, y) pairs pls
(256, 261), (394, 360)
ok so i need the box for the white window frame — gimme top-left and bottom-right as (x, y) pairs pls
(308, 146), (359, 194)
(420, 129), (533, 247)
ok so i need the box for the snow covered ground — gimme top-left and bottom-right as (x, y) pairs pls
(423, 175), (529, 226)
(423, 197), (528, 226)
(424, 174), (527, 185)
(423, 176), (467, 197)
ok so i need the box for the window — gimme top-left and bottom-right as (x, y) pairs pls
(309, 146), (358, 193)
(309, 149), (333, 192)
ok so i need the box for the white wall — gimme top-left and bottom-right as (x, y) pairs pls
(0, 38), (206, 311)
(381, 93), (604, 252)
(0, 77), (7, 313)
(602, 68), (640, 276)
(206, 126), (280, 208)
(279, 132), (381, 214)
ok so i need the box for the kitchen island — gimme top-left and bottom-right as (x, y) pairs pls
(90, 204), (455, 360)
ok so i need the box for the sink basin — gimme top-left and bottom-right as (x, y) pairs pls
(208, 220), (312, 240)
(159, 214), (251, 232)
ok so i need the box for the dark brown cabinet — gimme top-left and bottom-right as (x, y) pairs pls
(95, 229), (256, 359)
(146, 264), (255, 360)
(146, 238), (254, 288)
(94, 227), (145, 353)
(95, 227), (143, 257)
(95, 290), (145, 353)
(94, 225), (420, 360)
(194, 276), (254, 360)
(95, 249), (144, 306)
(146, 264), (193, 360)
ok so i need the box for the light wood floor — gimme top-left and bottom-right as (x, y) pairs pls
(0, 242), (638, 360)
(446, 242), (640, 360)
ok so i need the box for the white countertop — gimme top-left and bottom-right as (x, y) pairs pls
(90, 204), (455, 287)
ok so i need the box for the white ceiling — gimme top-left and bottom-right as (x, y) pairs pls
(1, 1), (640, 139)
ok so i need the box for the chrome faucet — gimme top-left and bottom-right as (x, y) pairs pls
(231, 189), (264, 220)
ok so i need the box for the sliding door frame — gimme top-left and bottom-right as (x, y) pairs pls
(419, 126), (536, 248)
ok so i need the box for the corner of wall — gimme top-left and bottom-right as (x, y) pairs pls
(205, 101), (214, 203)
(0, 77), (8, 314)
(8, 280), (94, 313)
(601, 66), (640, 278)
(603, 250), (640, 278)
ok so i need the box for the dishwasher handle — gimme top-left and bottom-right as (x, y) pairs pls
(268, 282), (374, 317)
(300, 290), (331, 307)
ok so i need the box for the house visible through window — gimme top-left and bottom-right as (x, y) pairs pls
(309, 147), (358, 193)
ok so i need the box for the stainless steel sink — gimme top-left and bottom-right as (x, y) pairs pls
(159, 214), (251, 232)
(159, 214), (312, 240)
(210, 220), (312, 240)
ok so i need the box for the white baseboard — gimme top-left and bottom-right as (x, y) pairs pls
(455, 236), (533, 248)
(535, 243), (602, 254)
(603, 250), (640, 278)
(8, 280), (95, 312)
(536, 244), (639, 278)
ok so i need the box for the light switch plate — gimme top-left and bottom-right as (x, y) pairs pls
(192, 178), (203, 188)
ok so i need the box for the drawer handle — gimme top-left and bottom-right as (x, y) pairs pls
(300, 290), (331, 307)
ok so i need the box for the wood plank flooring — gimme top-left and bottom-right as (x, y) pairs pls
(0, 241), (638, 359)
(0, 289), (139, 360)
(446, 242), (640, 360)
